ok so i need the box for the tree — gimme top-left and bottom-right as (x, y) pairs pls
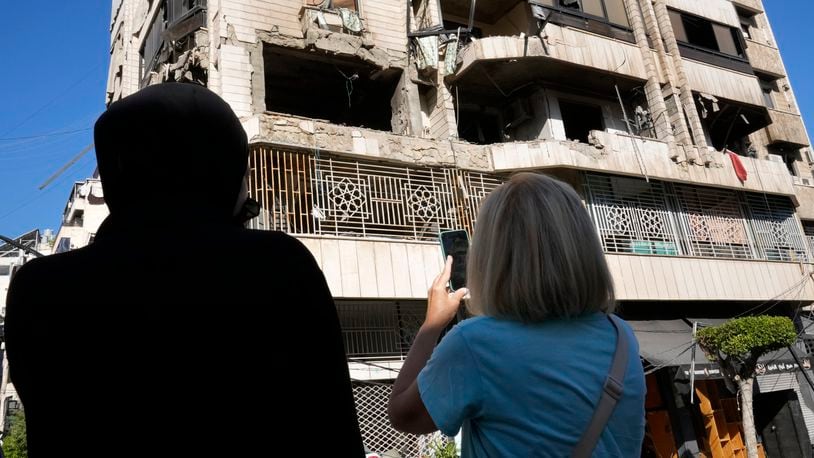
(2, 410), (28, 458)
(696, 315), (797, 458)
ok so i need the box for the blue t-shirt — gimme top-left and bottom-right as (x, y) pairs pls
(417, 313), (645, 457)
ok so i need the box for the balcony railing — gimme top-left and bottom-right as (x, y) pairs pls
(585, 173), (810, 262)
(337, 301), (425, 359)
(247, 147), (504, 241)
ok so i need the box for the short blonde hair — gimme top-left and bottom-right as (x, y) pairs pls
(466, 173), (615, 322)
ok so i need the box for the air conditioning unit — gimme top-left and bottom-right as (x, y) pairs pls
(768, 154), (784, 163)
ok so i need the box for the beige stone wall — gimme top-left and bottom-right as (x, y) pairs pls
(490, 131), (796, 197)
(217, 0), (408, 55)
(295, 235), (814, 301)
(682, 59), (763, 106)
(246, 112), (492, 171)
(746, 39), (785, 78)
(107, 0), (144, 103)
(668, 0), (740, 27)
(607, 254), (814, 301)
(729, 0), (762, 13)
(796, 185), (814, 220)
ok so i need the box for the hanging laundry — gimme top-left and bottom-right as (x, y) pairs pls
(726, 149), (748, 183)
(415, 36), (439, 70)
(443, 35), (460, 76)
(338, 8), (363, 33)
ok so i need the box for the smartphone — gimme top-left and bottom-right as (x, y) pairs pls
(439, 229), (469, 292)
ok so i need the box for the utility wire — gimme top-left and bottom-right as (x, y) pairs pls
(0, 63), (103, 138)
(0, 127), (92, 142)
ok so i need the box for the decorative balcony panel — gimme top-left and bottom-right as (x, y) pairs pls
(672, 184), (753, 259)
(746, 192), (810, 262)
(584, 175), (682, 256)
(584, 173), (810, 262)
(247, 146), (504, 241)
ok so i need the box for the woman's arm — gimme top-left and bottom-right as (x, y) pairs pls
(388, 256), (468, 434)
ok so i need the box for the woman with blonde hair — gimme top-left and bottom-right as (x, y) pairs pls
(388, 172), (645, 457)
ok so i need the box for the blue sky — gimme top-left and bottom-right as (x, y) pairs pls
(0, 1), (813, 238)
(0, 2), (110, 238)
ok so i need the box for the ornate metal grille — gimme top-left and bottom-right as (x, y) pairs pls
(248, 146), (504, 241)
(353, 381), (452, 457)
(337, 301), (426, 359)
(584, 173), (809, 262)
(671, 184), (753, 259)
(584, 174), (680, 255)
(745, 193), (809, 262)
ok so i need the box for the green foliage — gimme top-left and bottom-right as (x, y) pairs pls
(2, 410), (28, 458)
(427, 439), (458, 458)
(697, 315), (797, 361)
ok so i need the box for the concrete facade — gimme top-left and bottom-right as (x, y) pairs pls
(101, 0), (814, 455)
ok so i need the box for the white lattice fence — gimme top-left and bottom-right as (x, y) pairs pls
(353, 381), (452, 457)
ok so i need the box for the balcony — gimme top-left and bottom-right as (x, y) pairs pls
(491, 130), (796, 197)
(766, 109), (810, 148)
(246, 145), (503, 242)
(243, 112), (493, 170)
(583, 172), (808, 263)
(452, 27), (650, 85)
(729, 0), (763, 13)
(682, 59), (764, 107)
(745, 39), (784, 78)
(292, 234), (814, 301)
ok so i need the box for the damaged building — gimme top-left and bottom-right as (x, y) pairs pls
(102, 0), (814, 455)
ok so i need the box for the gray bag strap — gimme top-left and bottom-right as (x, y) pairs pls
(570, 314), (629, 458)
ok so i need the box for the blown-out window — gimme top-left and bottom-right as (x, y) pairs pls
(669, 9), (744, 58)
(537, 0), (630, 28)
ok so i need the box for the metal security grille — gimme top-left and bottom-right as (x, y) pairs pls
(353, 381), (452, 457)
(337, 301), (426, 359)
(248, 146), (504, 241)
(584, 174), (681, 255)
(745, 193), (809, 262)
(802, 221), (814, 256)
(671, 184), (753, 259)
(584, 173), (810, 262)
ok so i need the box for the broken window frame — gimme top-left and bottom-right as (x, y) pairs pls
(528, 0), (634, 43)
(668, 9), (748, 64)
(406, 0), (472, 38)
(738, 12), (756, 41)
(759, 78), (776, 110)
(558, 98), (605, 144)
(530, 0), (632, 31)
(139, 0), (207, 87)
(304, 0), (360, 13)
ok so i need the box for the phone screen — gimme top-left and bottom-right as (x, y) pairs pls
(440, 230), (469, 291)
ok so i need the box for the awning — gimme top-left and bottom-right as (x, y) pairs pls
(629, 320), (695, 367)
(630, 318), (812, 381)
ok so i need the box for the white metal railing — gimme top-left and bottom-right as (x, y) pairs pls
(337, 301), (426, 359)
(585, 173), (810, 262)
(247, 147), (504, 241)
